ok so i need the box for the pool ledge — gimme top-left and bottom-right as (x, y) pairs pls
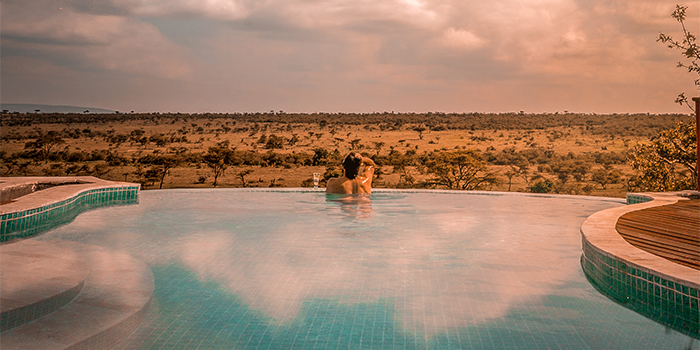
(0, 176), (138, 215)
(581, 191), (699, 291)
(581, 191), (699, 338)
(0, 176), (140, 242)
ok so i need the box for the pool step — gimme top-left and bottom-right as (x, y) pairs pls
(0, 240), (154, 350)
(1, 240), (90, 330)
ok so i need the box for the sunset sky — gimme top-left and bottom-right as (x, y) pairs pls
(1, 0), (698, 114)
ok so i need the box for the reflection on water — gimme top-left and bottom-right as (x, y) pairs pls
(38, 190), (699, 348)
(326, 194), (374, 221)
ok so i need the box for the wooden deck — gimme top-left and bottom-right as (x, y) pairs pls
(616, 199), (700, 270)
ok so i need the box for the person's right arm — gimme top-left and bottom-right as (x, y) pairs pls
(360, 157), (375, 185)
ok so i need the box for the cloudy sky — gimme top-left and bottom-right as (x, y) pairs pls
(1, 0), (698, 113)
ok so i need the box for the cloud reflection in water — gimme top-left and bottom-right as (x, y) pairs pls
(161, 192), (609, 336)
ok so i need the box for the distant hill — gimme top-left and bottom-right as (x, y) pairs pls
(0, 103), (116, 114)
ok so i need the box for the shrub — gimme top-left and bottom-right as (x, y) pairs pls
(529, 179), (554, 193)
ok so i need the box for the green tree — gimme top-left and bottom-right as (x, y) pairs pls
(628, 121), (697, 191)
(529, 179), (554, 193)
(425, 150), (500, 190)
(657, 4), (700, 111)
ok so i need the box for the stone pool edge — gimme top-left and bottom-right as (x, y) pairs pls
(580, 191), (699, 336)
(0, 176), (140, 242)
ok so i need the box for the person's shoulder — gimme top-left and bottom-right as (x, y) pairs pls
(327, 177), (340, 185)
(326, 177), (342, 191)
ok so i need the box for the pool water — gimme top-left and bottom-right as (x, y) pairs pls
(37, 189), (698, 349)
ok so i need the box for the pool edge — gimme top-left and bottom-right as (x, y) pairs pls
(0, 176), (141, 242)
(580, 191), (699, 338)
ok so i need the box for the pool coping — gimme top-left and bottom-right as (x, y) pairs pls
(581, 191), (699, 290)
(580, 190), (699, 338)
(0, 176), (139, 215)
(0, 177), (140, 242)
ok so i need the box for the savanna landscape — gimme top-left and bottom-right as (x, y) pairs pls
(1, 111), (696, 198)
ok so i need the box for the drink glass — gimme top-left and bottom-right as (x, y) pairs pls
(313, 173), (321, 189)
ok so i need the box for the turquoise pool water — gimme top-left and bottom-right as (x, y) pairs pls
(37, 189), (698, 349)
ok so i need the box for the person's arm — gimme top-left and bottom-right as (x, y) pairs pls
(360, 157), (375, 186)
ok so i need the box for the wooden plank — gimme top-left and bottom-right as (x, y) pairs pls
(615, 200), (699, 270)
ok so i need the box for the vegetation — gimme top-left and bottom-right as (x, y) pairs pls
(625, 3), (698, 191)
(628, 120), (697, 191)
(424, 150), (500, 190)
(657, 4), (700, 112)
(0, 110), (691, 197)
(0, 111), (686, 138)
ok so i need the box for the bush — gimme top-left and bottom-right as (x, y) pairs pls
(529, 179), (554, 193)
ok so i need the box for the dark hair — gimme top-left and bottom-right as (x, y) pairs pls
(343, 153), (362, 179)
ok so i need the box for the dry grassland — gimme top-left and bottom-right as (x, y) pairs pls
(1, 112), (691, 198)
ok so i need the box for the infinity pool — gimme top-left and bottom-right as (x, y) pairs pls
(36, 189), (698, 349)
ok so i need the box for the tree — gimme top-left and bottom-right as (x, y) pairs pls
(264, 134), (284, 149)
(288, 134), (299, 146)
(504, 167), (518, 191)
(628, 120), (697, 191)
(425, 150), (500, 190)
(373, 141), (385, 155)
(91, 163), (111, 178)
(529, 179), (554, 193)
(237, 169), (253, 187)
(311, 147), (331, 166)
(632, 4), (700, 191)
(154, 155), (182, 189)
(657, 4), (700, 112)
(550, 159), (591, 184)
(137, 154), (182, 189)
(203, 146), (236, 187)
(413, 126), (427, 140)
(592, 167), (622, 190)
(24, 131), (65, 163)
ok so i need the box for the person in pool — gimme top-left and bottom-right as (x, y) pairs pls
(326, 152), (376, 194)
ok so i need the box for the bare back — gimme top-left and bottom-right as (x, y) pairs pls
(326, 164), (374, 194)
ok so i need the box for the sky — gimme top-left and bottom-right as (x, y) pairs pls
(1, 0), (698, 114)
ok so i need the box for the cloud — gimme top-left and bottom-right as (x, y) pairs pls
(438, 28), (487, 50)
(1, 0), (697, 112)
(2, 11), (124, 46)
(1, 2), (191, 79)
